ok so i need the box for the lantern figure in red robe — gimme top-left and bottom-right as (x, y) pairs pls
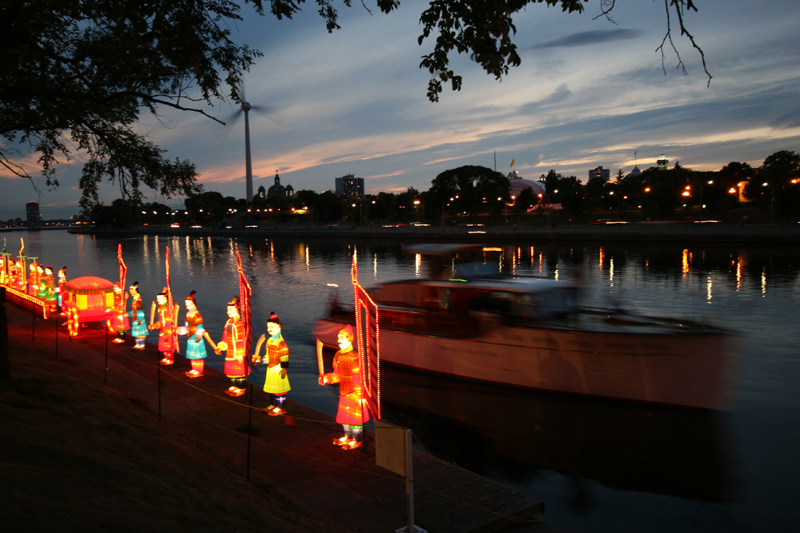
(150, 288), (178, 365)
(319, 324), (370, 450)
(180, 291), (211, 378)
(254, 312), (290, 416)
(214, 297), (249, 397)
(107, 283), (129, 343)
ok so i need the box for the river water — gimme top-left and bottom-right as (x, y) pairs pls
(8, 229), (799, 532)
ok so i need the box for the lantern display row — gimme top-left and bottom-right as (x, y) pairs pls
(3, 241), (378, 452)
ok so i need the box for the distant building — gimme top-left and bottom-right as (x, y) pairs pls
(657, 154), (669, 170)
(255, 185), (266, 200)
(335, 174), (364, 199)
(507, 170), (546, 199)
(625, 166), (642, 180)
(588, 166), (610, 182)
(26, 201), (42, 227)
(267, 172), (293, 199)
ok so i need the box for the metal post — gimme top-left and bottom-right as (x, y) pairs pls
(157, 353), (162, 422)
(104, 324), (109, 385)
(247, 384), (253, 480)
(406, 429), (414, 533)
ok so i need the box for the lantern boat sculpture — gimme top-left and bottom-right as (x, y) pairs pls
(61, 276), (117, 336)
(313, 245), (735, 411)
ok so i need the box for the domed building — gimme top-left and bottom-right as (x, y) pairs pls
(508, 170), (546, 199)
(267, 172), (293, 199)
(625, 165), (642, 180)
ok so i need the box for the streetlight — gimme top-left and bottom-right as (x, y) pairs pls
(699, 180), (713, 220)
(763, 182), (774, 223)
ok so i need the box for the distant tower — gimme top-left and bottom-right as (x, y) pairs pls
(588, 166), (610, 182)
(657, 154), (669, 170)
(335, 174), (364, 199)
(26, 201), (42, 227)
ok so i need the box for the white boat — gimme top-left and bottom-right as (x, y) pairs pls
(313, 245), (735, 410)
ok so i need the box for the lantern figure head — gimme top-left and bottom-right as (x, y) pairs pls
(113, 283), (122, 294)
(129, 281), (140, 298)
(45, 266), (53, 276)
(185, 290), (197, 311)
(337, 325), (354, 351)
(58, 267), (67, 283)
(227, 297), (240, 319)
(156, 288), (168, 306)
(267, 312), (282, 336)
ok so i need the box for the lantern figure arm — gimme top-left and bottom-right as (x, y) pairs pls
(252, 333), (267, 365)
(149, 301), (157, 328)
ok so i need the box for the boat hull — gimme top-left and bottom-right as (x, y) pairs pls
(313, 317), (734, 410)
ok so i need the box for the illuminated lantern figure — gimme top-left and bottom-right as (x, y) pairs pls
(107, 283), (129, 343)
(253, 312), (290, 416)
(150, 288), (178, 365)
(180, 291), (210, 378)
(28, 263), (40, 295)
(37, 271), (48, 299)
(214, 297), (249, 397)
(43, 266), (58, 312)
(57, 266), (67, 314)
(318, 325), (370, 450)
(8, 258), (17, 286)
(15, 259), (25, 290)
(128, 282), (149, 350)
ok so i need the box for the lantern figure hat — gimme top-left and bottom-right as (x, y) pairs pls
(338, 324), (354, 345)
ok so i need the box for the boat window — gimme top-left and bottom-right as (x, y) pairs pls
(482, 287), (578, 320)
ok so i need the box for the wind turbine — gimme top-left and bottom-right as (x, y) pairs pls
(229, 85), (270, 203)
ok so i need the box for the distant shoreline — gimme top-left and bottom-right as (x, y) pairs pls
(69, 223), (800, 244)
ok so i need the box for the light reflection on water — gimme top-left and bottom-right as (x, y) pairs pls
(12, 230), (800, 532)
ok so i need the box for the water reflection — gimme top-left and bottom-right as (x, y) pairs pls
(381, 366), (734, 503)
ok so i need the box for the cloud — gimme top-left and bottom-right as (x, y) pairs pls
(530, 29), (644, 50)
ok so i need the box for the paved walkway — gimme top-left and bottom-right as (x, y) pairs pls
(8, 306), (565, 533)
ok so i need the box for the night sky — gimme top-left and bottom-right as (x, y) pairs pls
(2, 0), (799, 219)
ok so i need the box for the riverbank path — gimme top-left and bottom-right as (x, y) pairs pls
(6, 304), (565, 533)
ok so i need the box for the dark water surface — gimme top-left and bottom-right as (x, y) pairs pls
(12, 230), (800, 532)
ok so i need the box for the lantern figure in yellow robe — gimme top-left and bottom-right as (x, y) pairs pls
(254, 312), (290, 416)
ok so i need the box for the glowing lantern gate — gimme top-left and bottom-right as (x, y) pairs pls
(61, 276), (116, 336)
(351, 255), (380, 420)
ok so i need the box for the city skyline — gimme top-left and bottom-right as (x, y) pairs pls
(1, 0), (798, 219)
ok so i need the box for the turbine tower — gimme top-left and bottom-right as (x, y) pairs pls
(242, 100), (253, 202)
(229, 84), (268, 203)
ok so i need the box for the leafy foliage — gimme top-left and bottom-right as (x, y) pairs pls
(1, 0), (268, 209)
(430, 165), (509, 219)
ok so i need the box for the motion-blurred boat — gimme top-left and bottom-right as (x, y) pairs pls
(313, 244), (734, 410)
